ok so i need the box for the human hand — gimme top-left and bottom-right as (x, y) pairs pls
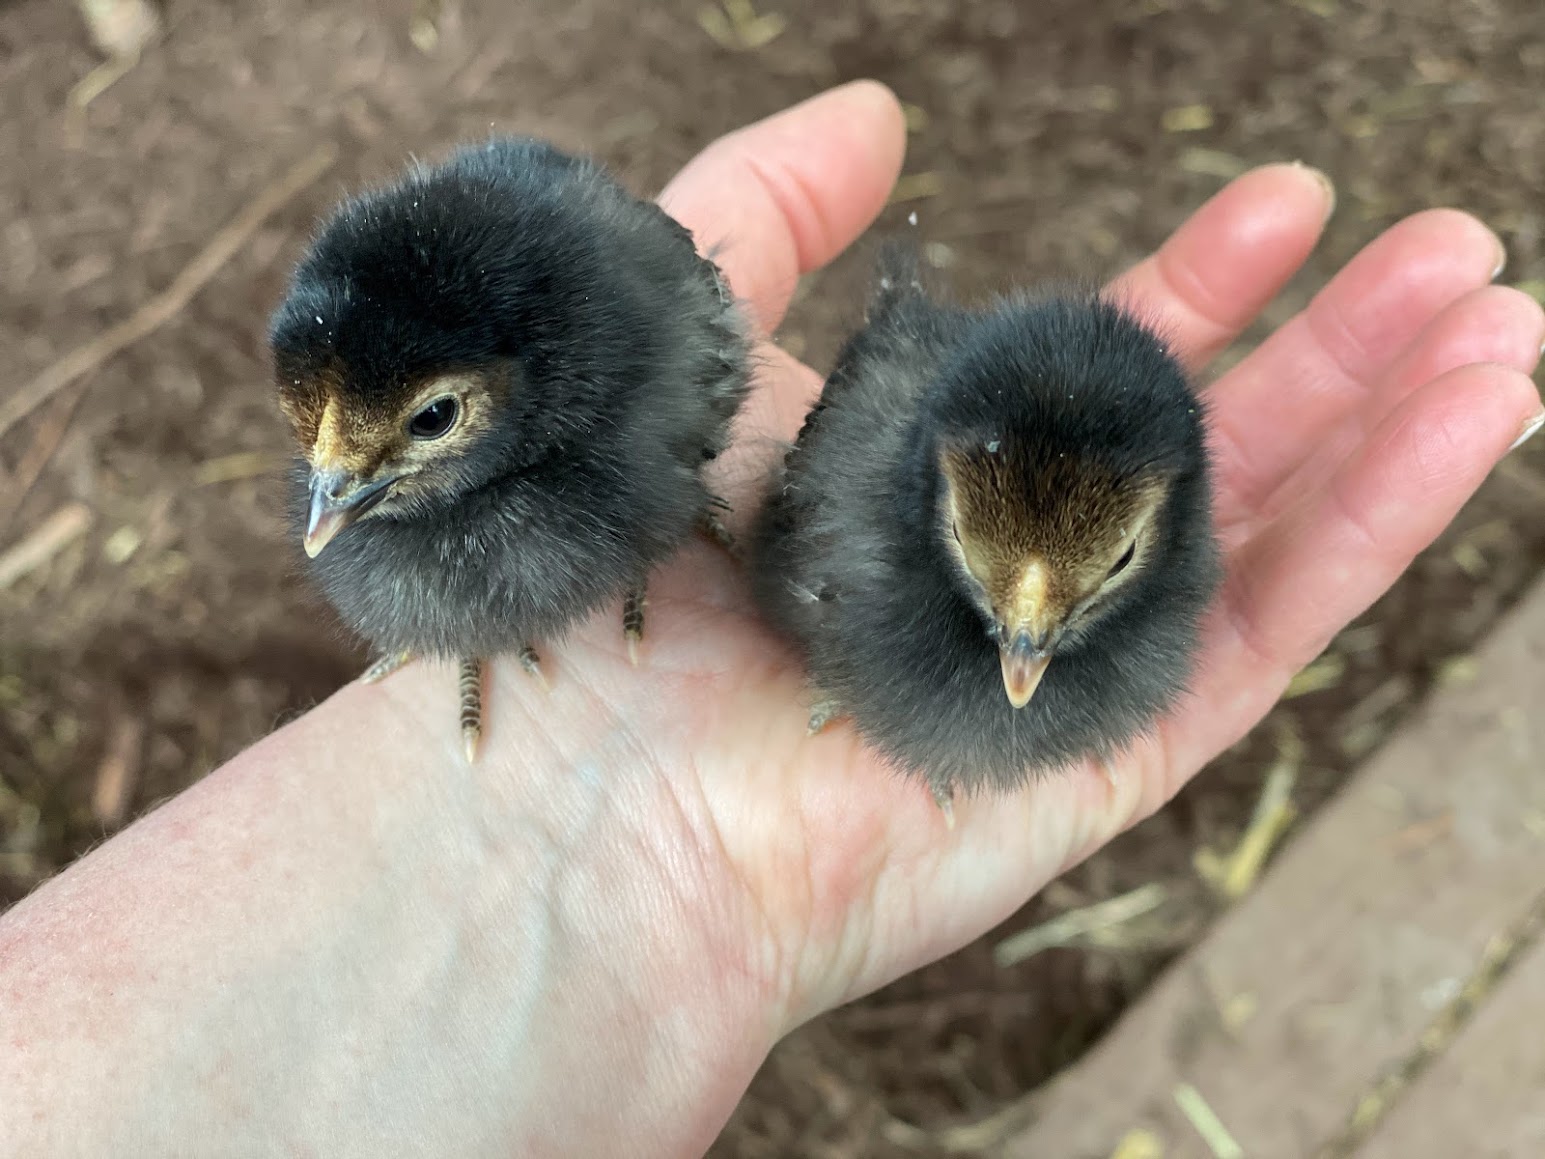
(6, 81), (1540, 1159)
(366, 78), (1540, 1145)
(544, 80), (1545, 1025)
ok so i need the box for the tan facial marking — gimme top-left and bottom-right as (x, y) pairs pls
(939, 440), (1175, 640)
(1005, 558), (1055, 640)
(311, 396), (345, 469)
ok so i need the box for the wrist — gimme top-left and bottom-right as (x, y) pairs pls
(255, 657), (785, 1155)
(0, 656), (781, 1157)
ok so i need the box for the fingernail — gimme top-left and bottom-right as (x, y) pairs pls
(1491, 239), (1508, 282)
(1510, 411), (1545, 452)
(1291, 161), (1337, 224)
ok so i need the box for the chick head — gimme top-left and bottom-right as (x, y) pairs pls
(924, 293), (1210, 710)
(270, 145), (607, 559)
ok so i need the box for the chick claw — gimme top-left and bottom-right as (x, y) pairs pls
(697, 499), (740, 560)
(622, 588), (646, 667)
(931, 783), (957, 830)
(517, 644), (550, 692)
(361, 651), (415, 684)
(458, 657), (484, 763)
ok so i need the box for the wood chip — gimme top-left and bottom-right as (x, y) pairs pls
(92, 715), (146, 828)
(697, 0), (786, 51)
(77, 0), (160, 59)
(1435, 655), (1480, 689)
(1177, 147), (1249, 180)
(194, 451), (277, 486)
(1283, 652), (1347, 699)
(889, 172), (945, 204)
(1110, 1127), (1165, 1159)
(995, 883), (1168, 967)
(409, 0), (443, 53)
(0, 504), (93, 590)
(1173, 1084), (1243, 1159)
(102, 525), (143, 564)
(1162, 104), (1215, 132)
(0, 382), (91, 534)
(1335, 623), (1383, 654)
(1196, 722), (1302, 899)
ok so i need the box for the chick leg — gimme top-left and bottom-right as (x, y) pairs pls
(458, 657), (484, 763)
(622, 588), (647, 667)
(517, 644), (550, 692)
(361, 650), (415, 684)
(807, 695), (846, 736)
(697, 496), (740, 560)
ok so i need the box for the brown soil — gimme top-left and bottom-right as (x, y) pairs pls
(3, 1), (1543, 1155)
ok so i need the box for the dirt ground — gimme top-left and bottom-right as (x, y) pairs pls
(3, 0), (1544, 1154)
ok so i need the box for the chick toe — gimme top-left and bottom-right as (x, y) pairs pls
(697, 500), (740, 560)
(360, 650), (416, 684)
(622, 588), (646, 667)
(458, 657), (484, 761)
(517, 644), (550, 692)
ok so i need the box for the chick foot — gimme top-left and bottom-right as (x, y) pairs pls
(361, 650), (416, 683)
(458, 658), (484, 762)
(697, 496), (739, 560)
(622, 588), (647, 666)
(517, 644), (550, 692)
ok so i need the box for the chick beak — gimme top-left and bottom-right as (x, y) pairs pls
(304, 469), (394, 559)
(1000, 632), (1052, 709)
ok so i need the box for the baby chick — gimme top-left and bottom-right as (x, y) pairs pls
(752, 247), (1221, 805)
(270, 137), (750, 759)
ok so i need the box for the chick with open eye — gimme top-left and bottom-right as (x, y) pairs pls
(269, 137), (750, 759)
(751, 246), (1221, 809)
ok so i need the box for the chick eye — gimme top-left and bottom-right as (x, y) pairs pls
(1107, 540), (1137, 579)
(408, 396), (459, 440)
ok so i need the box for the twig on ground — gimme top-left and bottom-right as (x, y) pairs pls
(0, 504), (93, 590)
(0, 145), (338, 441)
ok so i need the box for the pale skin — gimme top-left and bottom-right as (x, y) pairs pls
(2, 82), (1542, 1158)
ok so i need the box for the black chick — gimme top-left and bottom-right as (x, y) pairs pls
(751, 247), (1221, 807)
(270, 137), (750, 758)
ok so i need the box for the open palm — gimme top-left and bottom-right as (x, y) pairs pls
(362, 82), (1543, 1040)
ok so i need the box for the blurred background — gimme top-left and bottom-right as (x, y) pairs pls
(2, 0), (1543, 1154)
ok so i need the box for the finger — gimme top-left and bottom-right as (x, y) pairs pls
(1209, 209), (1506, 521)
(658, 81), (907, 336)
(1227, 284), (1545, 535)
(1109, 163), (1333, 370)
(704, 343), (823, 534)
(1181, 364), (1542, 774)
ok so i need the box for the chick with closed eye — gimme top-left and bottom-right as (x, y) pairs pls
(751, 245), (1221, 811)
(270, 137), (750, 760)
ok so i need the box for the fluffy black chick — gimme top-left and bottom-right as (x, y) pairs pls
(752, 247), (1221, 805)
(270, 137), (750, 758)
